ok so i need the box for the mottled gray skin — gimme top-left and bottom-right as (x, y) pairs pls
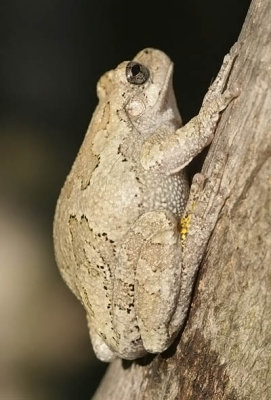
(53, 48), (238, 361)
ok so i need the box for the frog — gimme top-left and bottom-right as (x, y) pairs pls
(53, 47), (238, 361)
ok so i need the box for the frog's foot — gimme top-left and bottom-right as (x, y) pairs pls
(203, 42), (239, 105)
(87, 315), (116, 362)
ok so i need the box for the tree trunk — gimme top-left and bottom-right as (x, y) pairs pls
(93, 0), (271, 398)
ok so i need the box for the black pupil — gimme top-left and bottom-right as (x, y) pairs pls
(131, 64), (141, 76)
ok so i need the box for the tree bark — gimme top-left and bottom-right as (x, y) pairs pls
(93, 0), (271, 398)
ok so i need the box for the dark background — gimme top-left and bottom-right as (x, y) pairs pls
(0, 1), (250, 399)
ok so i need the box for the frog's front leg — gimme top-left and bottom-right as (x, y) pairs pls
(115, 211), (183, 354)
(141, 47), (239, 175)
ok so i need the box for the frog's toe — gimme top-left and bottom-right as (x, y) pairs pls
(88, 321), (116, 362)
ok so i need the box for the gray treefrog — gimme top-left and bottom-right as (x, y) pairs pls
(53, 48), (238, 361)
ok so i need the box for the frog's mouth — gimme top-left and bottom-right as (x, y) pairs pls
(156, 62), (174, 106)
(154, 62), (181, 126)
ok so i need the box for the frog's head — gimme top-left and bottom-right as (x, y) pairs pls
(97, 48), (182, 134)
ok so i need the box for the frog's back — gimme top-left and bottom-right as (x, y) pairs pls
(54, 126), (188, 358)
(54, 126), (148, 354)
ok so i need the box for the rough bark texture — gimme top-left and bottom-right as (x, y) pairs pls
(93, 0), (271, 398)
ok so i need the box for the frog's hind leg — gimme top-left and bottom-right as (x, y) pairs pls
(121, 210), (183, 354)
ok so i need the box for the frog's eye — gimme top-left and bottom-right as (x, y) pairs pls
(126, 62), (149, 85)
